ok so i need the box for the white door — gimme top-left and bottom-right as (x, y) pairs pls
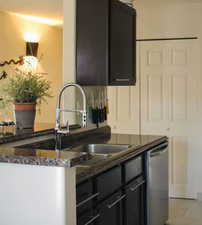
(140, 40), (201, 198)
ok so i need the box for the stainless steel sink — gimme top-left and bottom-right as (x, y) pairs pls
(70, 144), (131, 156)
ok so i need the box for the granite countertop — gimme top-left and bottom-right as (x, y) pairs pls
(0, 125), (167, 175)
(76, 133), (167, 183)
(0, 125), (109, 168)
(0, 147), (92, 168)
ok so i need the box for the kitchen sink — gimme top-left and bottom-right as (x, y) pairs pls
(69, 144), (131, 156)
(15, 138), (131, 157)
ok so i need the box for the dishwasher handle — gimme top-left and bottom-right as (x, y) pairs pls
(150, 142), (168, 157)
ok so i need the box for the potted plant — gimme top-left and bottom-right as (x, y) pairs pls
(3, 70), (51, 129)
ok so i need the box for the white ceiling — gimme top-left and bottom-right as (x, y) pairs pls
(0, 0), (63, 21)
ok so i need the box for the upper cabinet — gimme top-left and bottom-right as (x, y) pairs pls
(76, 0), (136, 86)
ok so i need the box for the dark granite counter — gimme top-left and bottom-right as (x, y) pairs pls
(0, 125), (167, 175)
(0, 147), (91, 167)
(76, 133), (167, 183)
(0, 125), (109, 168)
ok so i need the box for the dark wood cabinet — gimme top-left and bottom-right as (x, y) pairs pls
(76, 180), (94, 215)
(125, 177), (146, 225)
(125, 156), (143, 183)
(97, 191), (125, 225)
(77, 211), (99, 225)
(96, 166), (122, 200)
(76, 0), (136, 86)
(76, 180), (99, 225)
(76, 156), (146, 225)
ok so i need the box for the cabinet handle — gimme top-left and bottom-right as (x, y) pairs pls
(107, 194), (126, 209)
(150, 143), (168, 157)
(84, 214), (100, 225)
(150, 143), (168, 153)
(150, 152), (161, 157)
(130, 180), (146, 192)
(115, 78), (130, 82)
(76, 192), (100, 208)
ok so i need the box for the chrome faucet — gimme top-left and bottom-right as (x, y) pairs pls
(55, 83), (87, 134)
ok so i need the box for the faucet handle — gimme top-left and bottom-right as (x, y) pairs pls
(55, 120), (70, 135)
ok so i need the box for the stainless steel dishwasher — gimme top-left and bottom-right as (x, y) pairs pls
(147, 141), (169, 225)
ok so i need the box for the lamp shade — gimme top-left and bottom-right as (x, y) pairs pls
(26, 42), (39, 57)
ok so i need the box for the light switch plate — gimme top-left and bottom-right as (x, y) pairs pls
(197, 192), (202, 201)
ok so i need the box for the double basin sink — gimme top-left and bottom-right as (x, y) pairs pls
(16, 137), (131, 157)
(68, 144), (131, 157)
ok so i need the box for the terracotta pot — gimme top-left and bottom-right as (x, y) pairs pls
(14, 103), (36, 129)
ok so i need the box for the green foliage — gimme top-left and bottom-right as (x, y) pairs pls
(3, 70), (52, 104)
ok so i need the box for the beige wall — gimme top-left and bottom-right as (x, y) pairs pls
(135, 1), (200, 39)
(0, 11), (63, 123)
(63, 0), (76, 125)
(135, 1), (202, 77)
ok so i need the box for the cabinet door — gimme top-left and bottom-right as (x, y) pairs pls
(76, 0), (109, 85)
(125, 179), (146, 225)
(110, 0), (136, 85)
(96, 166), (122, 200)
(96, 191), (125, 225)
(125, 156), (143, 183)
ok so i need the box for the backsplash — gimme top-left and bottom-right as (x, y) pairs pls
(76, 86), (108, 128)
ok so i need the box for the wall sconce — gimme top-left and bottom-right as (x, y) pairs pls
(24, 41), (39, 70)
(0, 32), (39, 71)
(24, 32), (40, 70)
(26, 42), (39, 57)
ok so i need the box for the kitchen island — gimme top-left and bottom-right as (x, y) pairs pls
(0, 125), (168, 225)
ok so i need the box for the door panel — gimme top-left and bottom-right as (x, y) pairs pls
(108, 86), (140, 134)
(140, 40), (201, 198)
(141, 44), (170, 135)
(146, 74), (164, 121)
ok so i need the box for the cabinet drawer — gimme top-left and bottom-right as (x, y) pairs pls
(96, 166), (122, 200)
(96, 191), (124, 225)
(125, 177), (146, 225)
(125, 156), (143, 183)
(77, 180), (97, 215)
(77, 180), (93, 204)
(77, 210), (99, 225)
